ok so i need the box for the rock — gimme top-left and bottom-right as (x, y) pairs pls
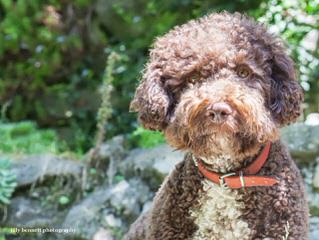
(109, 178), (152, 220)
(104, 214), (122, 228)
(62, 188), (112, 239)
(299, 163), (319, 219)
(87, 135), (128, 185)
(118, 144), (183, 189)
(142, 201), (153, 214)
(305, 113), (319, 126)
(281, 123), (319, 163)
(310, 229), (319, 240)
(62, 178), (151, 239)
(307, 189), (319, 216)
(313, 163), (319, 189)
(300, 165), (319, 216)
(94, 135), (127, 162)
(310, 217), (319, 240)
(5, 197), (56, 227)
(93, 228), (114, 240)
(10, 155), (84, 187)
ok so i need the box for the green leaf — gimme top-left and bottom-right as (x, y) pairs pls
(0, 0), (12, 10)
(58, 195), (70, 205)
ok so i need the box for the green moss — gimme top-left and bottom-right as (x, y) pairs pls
(310, 205), (319, 217)
(0, 121), (65, 154)
(130, 127), (165, 149)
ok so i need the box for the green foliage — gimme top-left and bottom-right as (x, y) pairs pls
(258, 0), (319, 113)
(310, 205), (319, 216)
(114, 175), (125, 183)
(0, 0), (107, 151)
(95, 52), (122, 147)
(0, 158), (16, 205)
(131, 127), (165, 149)
(0, 121), (64, 154)
(0, 234), (6, 240)
(58, 195), (70, 205)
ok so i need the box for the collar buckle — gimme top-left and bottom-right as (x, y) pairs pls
(219, 172), (236, 189)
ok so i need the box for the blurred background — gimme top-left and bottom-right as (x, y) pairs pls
(0, 0), (318, 239)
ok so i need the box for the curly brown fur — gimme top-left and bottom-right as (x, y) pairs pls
(241, 142), (308, 239)
(127, 12), (308, 240)
(125, 155), (203, 240)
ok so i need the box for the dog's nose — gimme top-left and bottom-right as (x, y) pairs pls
(209, 102), (233, 122)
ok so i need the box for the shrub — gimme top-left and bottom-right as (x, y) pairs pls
(0, 121), (65, 154)
(0, 158), (16, 205)
(130, 127), (165, 149)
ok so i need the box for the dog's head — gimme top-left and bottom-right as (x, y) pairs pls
(130, 12), (303, 159)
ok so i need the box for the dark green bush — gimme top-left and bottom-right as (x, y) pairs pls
(0, 0), (107, 151)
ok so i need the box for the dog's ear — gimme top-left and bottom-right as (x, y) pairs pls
(270, 43), (304, 126)
(130, 62), (171, 131)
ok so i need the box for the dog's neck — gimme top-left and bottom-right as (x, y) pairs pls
(194, 145), (264, 174)
(198, 155), (246, 173)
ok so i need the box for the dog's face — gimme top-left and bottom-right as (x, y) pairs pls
(130, 13), (303, 159)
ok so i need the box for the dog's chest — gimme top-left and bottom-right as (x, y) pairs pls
(189, 180), (252, 240)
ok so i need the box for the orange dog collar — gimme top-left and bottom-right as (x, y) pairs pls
(193, 142), (279, 189)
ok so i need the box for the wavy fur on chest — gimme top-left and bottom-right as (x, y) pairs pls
(190, 180), (252, 240)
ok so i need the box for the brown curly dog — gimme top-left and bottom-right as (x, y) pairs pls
(126, 12), (309, 240)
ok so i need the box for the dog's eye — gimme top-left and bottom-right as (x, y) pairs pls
(237, 66), (251, 78)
